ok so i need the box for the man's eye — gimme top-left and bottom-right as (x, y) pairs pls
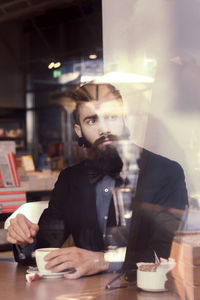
(87, 119), (96, 124)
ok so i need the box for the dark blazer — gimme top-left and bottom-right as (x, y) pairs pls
(14, 149), (188, 268)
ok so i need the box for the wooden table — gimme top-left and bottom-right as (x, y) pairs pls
(0, 261), (179, 300)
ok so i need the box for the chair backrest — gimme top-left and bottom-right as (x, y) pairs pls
(4, 201), (49, 229)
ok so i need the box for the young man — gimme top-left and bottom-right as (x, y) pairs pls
(7, 83), (188, 279)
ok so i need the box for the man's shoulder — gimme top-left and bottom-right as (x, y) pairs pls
(142, 148), (184, 176)
(53, 160), (89, 189)
(59, 160), (88, 178)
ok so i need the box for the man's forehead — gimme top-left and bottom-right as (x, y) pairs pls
(79, 97), (124, 115)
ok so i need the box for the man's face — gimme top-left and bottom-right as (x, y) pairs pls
(74, 96), (125, 149)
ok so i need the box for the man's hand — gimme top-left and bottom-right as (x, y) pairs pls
(6, 214), (39, 247)
(44, 246), (109, 279)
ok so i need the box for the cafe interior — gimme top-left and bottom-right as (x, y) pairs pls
(1, 0), (200, 299)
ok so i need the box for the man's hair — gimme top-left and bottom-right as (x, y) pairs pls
(71, 83), (123, 125)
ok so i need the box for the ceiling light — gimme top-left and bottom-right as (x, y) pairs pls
(48, 61), (61, 69)
(54, 62), (61, 68)
(48, 62), (54, 69)
(89, 54), (97, 60)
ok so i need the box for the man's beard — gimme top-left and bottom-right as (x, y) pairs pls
(87, 134), (123, 175)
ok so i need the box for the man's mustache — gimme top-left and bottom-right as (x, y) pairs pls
(93, 135), (119, 147)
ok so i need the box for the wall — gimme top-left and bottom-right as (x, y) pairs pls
(0, 21), (25, 108)
(102, 0), (200, 195)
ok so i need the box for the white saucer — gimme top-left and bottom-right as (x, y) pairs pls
(27, 267), (73, 279)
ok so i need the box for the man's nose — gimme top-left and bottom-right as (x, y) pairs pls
(98, 118), (111, 135)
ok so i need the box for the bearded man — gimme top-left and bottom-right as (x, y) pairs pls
(6, 83), (188, 279)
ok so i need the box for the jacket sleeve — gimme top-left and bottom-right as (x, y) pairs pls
(123, 160), (188, 271)
(14, 169), (71, 265)
(123, 202), (185, 271)
(152, 162), (188, 210)
(36, 169), (71, 249)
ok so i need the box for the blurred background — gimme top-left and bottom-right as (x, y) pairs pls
(0, 0), (103, 168)
(0, 0), (200, 196)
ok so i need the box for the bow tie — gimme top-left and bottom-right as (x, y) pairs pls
(87, 168), (105, 184)
(86, 160), (128, 186)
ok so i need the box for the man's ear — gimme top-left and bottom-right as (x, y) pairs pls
(74, 124), (82, 138)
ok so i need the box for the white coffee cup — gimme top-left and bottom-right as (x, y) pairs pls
(35, 248), (58, 274)
(136, 259), (176, 292)
(137, 269), (167, 292)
